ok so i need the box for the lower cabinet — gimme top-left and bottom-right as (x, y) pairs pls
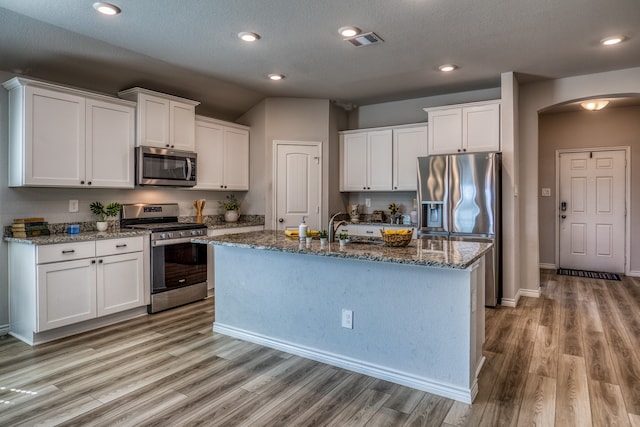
(8, 235), (148, 344)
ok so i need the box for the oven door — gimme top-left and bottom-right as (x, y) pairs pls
(151, 239), (207, 294)
(137, 146), (197, 187)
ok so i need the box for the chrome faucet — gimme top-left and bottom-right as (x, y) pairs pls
(329, 212), (348, 242)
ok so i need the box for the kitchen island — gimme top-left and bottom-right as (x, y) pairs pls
(194, 230), (490, 403)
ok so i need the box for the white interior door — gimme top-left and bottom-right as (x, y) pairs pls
(275, 142), (322, 231)
(558, 150), (626, 272)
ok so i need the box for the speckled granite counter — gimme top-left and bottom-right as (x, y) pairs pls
(194, 229), (491, 269)
(3, 229), (150, 245)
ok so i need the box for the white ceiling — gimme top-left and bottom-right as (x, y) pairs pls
(0, 0), (639, 120)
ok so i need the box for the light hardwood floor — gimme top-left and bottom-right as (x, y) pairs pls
(1, 270), (640, 426)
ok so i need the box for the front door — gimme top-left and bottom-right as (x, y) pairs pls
(275, 142), (322, 231)
(558, 149), (626, 272)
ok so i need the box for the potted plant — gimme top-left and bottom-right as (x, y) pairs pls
(305, 230), (313, 246)
(219, 194), (241, 222)
(90, 201), (122, 232)
(319, 229), (328, 247)
(338, 232), (349, 249)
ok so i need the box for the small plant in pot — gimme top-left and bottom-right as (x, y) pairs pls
(319, 229), (328, 247)
(90, 201), (122, 232)
(219, 194), (241, 223)
(338, 232), (349, 248)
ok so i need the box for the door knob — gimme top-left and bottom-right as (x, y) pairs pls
(278, 218), (284, 223)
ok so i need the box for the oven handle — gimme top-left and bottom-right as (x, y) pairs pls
(152, 237), (206, 246)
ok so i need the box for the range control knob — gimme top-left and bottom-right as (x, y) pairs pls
(166, 232), (174, 239)
(179, 231), (186, 237)
(160, 233), (167, 239)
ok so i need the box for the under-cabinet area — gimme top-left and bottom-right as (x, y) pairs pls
(8, 235), (149, 345)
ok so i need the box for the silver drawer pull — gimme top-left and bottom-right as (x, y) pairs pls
(116, 244), (127, 248)
(62, 249), (75, 254)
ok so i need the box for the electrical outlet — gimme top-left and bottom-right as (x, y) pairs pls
(69, 200), (79, 213)
(341, 309), (353, 329)
(541, 188), (551, 197)
(365, 198), (371, 208)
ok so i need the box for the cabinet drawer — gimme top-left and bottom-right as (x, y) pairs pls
(37, 241), (96, 264)
(96, 237), (143, 256)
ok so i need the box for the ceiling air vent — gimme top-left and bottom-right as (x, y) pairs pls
(345, 32), (384, 47)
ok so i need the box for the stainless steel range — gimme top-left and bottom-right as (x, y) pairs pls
(121, 203), (208, 313)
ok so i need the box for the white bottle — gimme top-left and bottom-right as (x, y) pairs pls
(298, 216), (308, 241)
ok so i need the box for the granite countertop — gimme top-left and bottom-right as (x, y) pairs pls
(193, 229), (492, 269)
(205, 217), (265, 230)
(3, 229), (150, 245)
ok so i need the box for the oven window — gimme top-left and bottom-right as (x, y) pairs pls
(143, 154), (189, 181)
(152, 242), (207, 293)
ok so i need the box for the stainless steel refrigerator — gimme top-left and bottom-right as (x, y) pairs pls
(417, 152), (502, 306)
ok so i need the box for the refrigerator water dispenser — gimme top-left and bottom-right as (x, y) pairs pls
(422, 202), (443, 229)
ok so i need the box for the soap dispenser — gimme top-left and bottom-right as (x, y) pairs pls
(298, 216), (308, 241)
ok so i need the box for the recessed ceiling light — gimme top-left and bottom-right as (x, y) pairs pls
(93, 2), (121, 16)
(438, 64), (458, 72)
(268, 74), (284, 81)
(580, 100), (609, 111)
(339, 26), (361, 38)
(600, 36), (625, 46)
(238, 32), (261, 42)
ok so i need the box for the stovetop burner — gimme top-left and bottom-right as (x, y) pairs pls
(120, 203), (207, 241)
(125, 222), (206, 232)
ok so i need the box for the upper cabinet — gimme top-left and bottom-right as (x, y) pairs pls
(118, 87), (200, 151)
(340, 129), (393, 191)
(424, 100), (500, 155)
(194, 116), (250, 191)
(393, 125), (428, 191)
(340, 124), (427, 192)
(3, 77), (135, 188)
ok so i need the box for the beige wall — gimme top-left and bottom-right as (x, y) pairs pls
(238, 98), (347, 229)
(538, 106), (640, 269)
(519, 67), (640, 298)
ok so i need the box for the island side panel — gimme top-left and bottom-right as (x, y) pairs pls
(213, 244), (477, 401)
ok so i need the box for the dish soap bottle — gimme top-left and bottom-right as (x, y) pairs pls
(298, 216), (308, 241)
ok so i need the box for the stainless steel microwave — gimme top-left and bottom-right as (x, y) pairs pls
(136, 146), (197, 187)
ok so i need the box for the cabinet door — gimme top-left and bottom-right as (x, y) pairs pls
(194, 120), (225, 189)
(393, 126), (428, 191)
(223, 127), (250, 190)
(170, 101), (196, 151)
(428, 108), (462, 155)
(24, 86), (85, 186)
(137, 93), (170, 148)
(85, 99), (135, 188)
(463, 103), (500, 152)
(37, 259), (96, 331)
(96, 252), (144, 316)
(341, 133), (368, 191)
(367, 129), (393, 191)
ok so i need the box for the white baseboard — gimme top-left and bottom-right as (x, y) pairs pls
(628, 270), (640, 277)
(214, 322), (476, 404)
(539, 263), (556, 270)
(0, 324), (9, 335)
(520, 287), (541, 298)
(501, 290), (520, 307)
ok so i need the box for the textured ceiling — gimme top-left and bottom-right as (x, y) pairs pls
(0, 0), (639, 120)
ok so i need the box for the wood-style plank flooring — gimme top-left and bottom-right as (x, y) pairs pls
(1, 270), (640, 426)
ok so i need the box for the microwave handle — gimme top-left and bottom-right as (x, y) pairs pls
(186, 158), (193, 180)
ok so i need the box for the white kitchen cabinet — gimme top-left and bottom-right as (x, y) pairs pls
(3, 77), (135, 188)
(118, 87), (200, 151)
(37, 256), (97, 331)
(8, 235), (148, 345)
(194, 116), (250, 190)
(340, 129), (392, 191)
(96, 238), (145, 316)
(336, 223), (417, 239)
(425, 100), (500, 154)
(393, 125), (428, 191)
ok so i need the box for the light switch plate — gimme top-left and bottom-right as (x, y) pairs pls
(69, 200), (79, 212)
(541, 188), (551, 197)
